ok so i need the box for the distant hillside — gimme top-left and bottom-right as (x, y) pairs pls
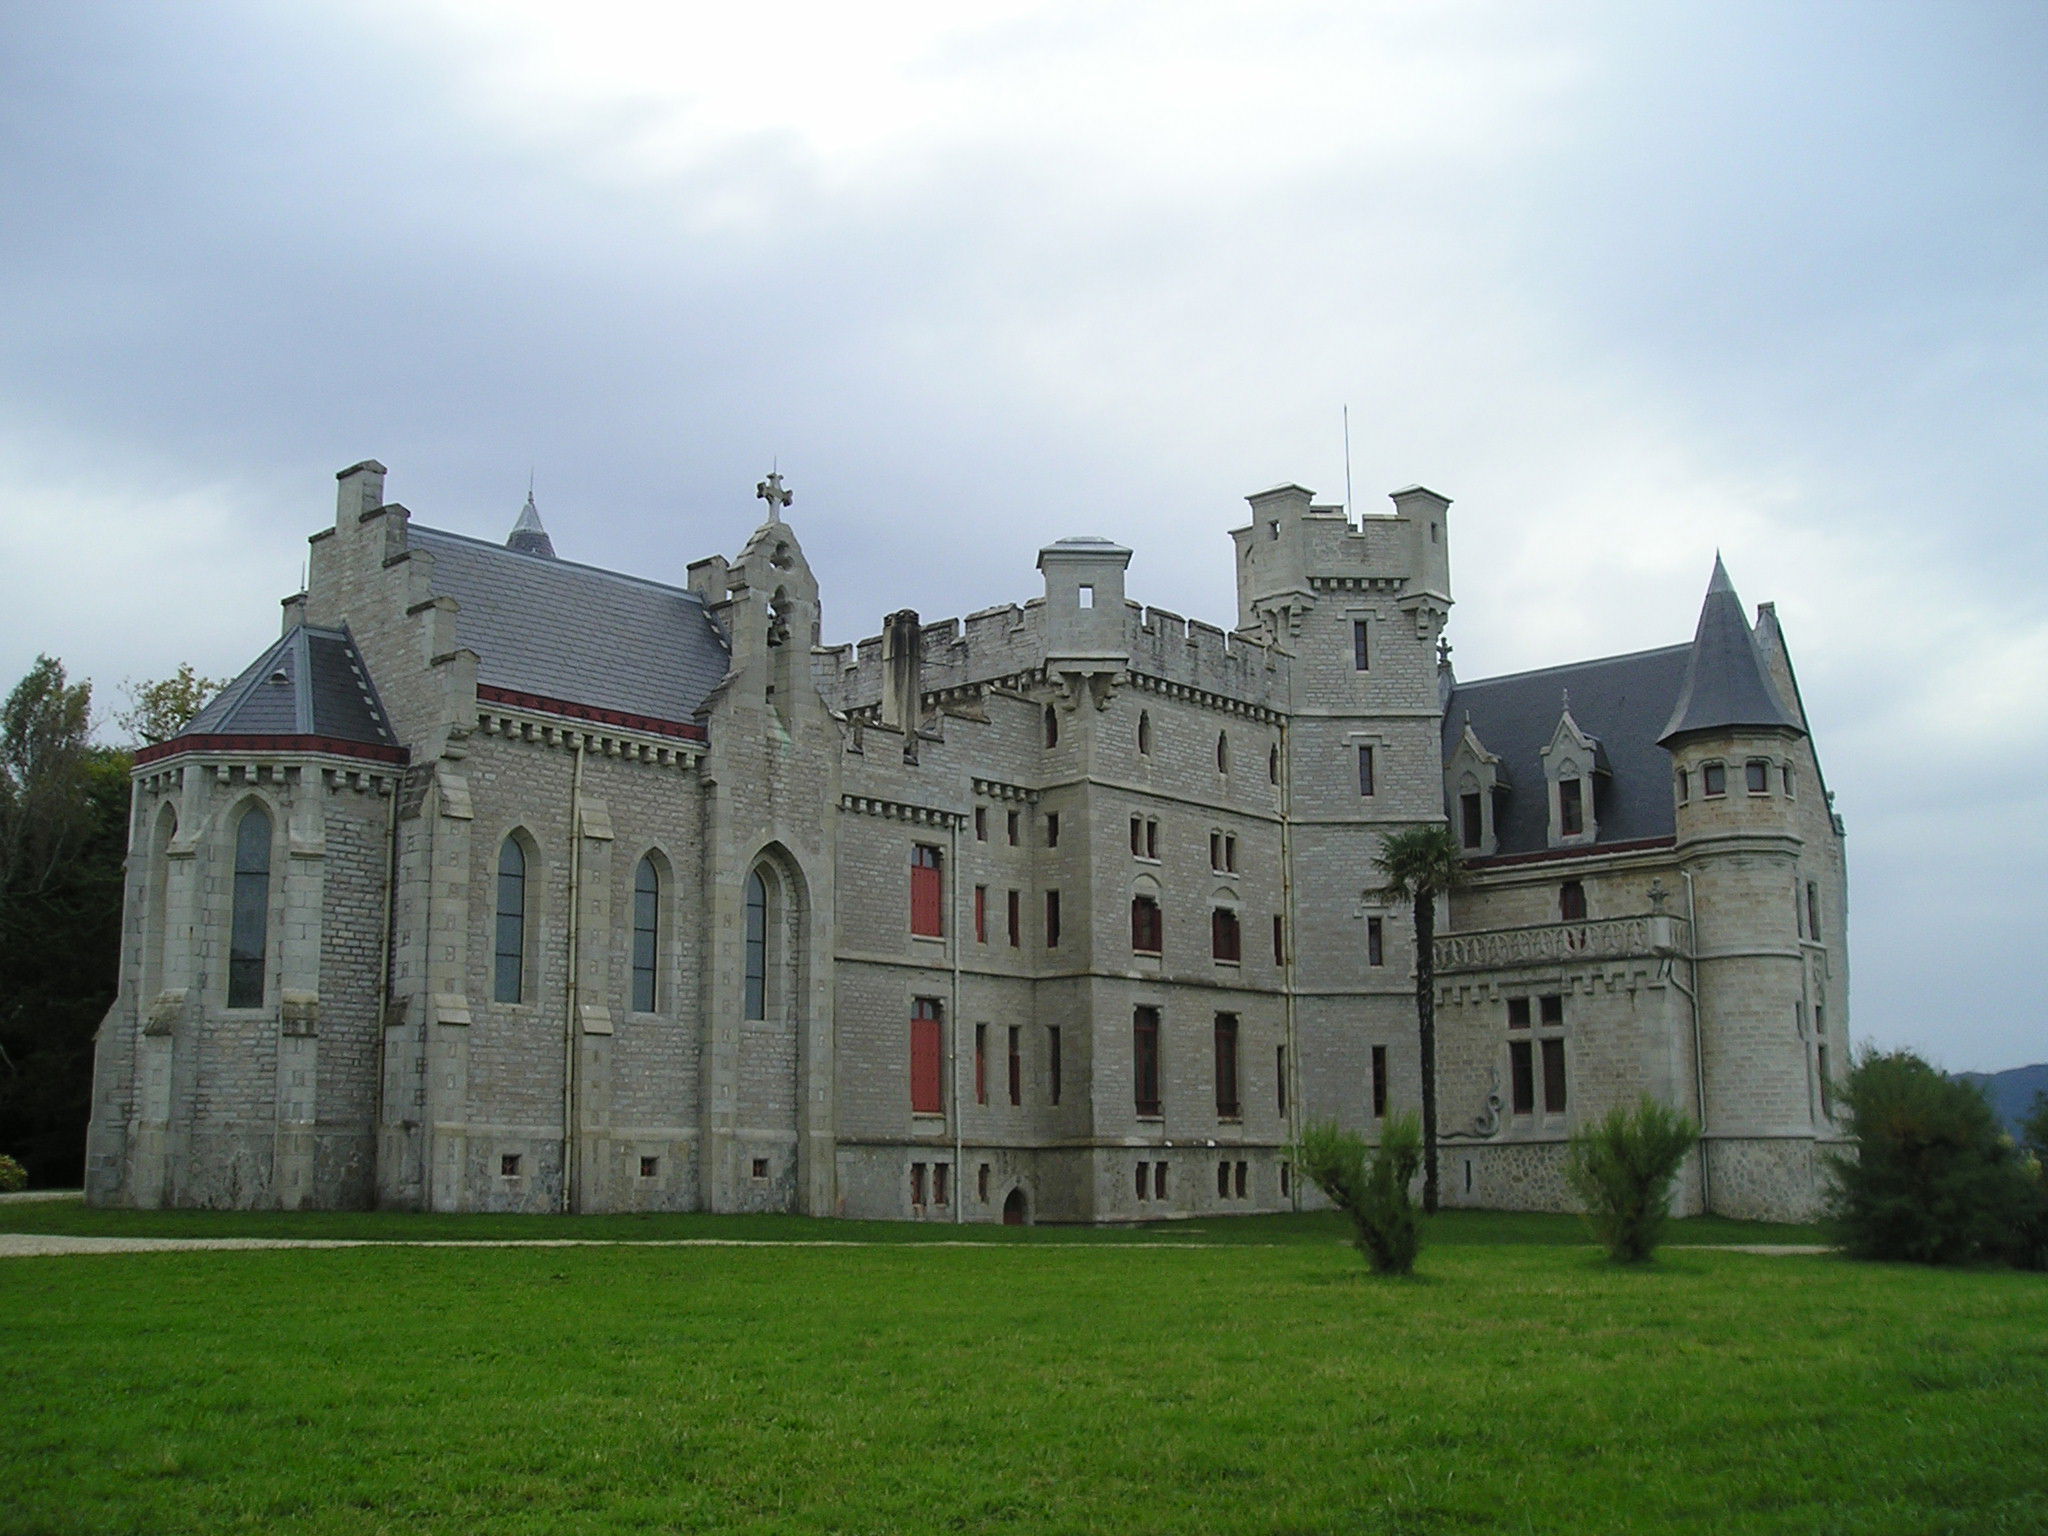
(1955, 1063), (2048, 1138)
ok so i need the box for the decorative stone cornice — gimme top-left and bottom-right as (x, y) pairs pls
(838, 794), (966, 829)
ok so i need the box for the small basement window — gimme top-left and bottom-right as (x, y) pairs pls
(639, 1156), (659, 1178)
(500, 1154), (521, 1177)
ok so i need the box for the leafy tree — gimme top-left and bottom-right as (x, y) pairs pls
(0, 657), (131, 1187)
(1372, 824), (1466, 1213)
(1295, 1115), (1423, 1275)
(117, 663), (224, 746)
(1826, 1048), (2031, 1265)
(1566, 1098), (1699, 1263)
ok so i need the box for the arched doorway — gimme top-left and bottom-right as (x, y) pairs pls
(1002, 1187), (1028, 1226)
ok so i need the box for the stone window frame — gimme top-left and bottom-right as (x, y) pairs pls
(628, 846), (675, 1016)
(1744, 758), (1772, 796)
(1505, 992), (1569, 1119)
(1700, 760), (1728, 798)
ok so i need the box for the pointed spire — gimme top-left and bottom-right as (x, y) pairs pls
(1658, 557), (1802, 745)
(506, 487), (556, 559)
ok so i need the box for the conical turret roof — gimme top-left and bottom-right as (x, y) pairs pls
(506, 490), (555, 559)
(1657, 556), (1803, 744)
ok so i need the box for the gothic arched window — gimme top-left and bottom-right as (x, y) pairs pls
(632, 855), (662, 1013)
(1137, 711), (1152, 756)
(227, 804), (271, 1008)
(494, 835), (528, 1004)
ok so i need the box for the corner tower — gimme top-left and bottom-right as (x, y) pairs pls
(1659, 557), (1825, 1216)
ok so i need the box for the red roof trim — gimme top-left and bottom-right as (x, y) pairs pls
(135, 734), (409, 767)
(1464, 835), (1675, 870)
(477, 684), (708, 743)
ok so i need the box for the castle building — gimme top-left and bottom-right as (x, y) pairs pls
(85, 464), (1849, 1221)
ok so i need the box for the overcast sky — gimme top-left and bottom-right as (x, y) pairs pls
(2, 1), (2042, 1070)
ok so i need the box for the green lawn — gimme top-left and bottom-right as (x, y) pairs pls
(5, 1214), (2044, 1534)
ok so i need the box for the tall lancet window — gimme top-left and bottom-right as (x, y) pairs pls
(495, 836), (527, 1004)
(227, 804), (272, 1008)
(631, 856), (661, 1013)
(744, 870), (769, 1020)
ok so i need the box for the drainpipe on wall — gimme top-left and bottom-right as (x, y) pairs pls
(1279, 718), (1301, 1210)
(1676, 867), (1710, 1214)
(562, 737), (586, 1214)
(950, 811), (963, 1225)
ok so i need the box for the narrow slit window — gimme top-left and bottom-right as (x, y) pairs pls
(1357, 745), (1376, 797)
(230, 805), (273, 1009)
(1044, 889), (1062, 949)
(1213, 1014), (1240, 1118)
(1460, 791), (1483, 849)
(1367, 916), (1384, 967)
(1044, 707), (1059, 748)
(974, 1023), (987, 1105)
(492, 832), (524, 1007)
(1047, 1026), (1062, 1105)
(1353, 619), (1370, 671)
(1133, 1006), (1161, 1116)
(631, 856), (661, 1013)
(1558, 778), (1584, 836)
(1541, 1037), (1567, 1113)
(1371, 1044), (1388, 1119)
(1007, 1025), (1022, 1107)
(744, 869), (767, 1020)
(1007, 889), (1021, 948)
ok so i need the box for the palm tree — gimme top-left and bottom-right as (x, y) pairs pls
(1373, 824), (1467, 1214)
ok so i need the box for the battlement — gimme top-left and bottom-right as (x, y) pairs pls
(817, 589), (1286, 716)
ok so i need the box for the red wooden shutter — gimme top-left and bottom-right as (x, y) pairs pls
(911, 1001), (943, 1113)
(910, 846), (943, 937)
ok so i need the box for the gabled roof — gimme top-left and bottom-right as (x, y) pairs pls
(1659, 556), (1804, 744)
(1444, 645), (1692, 856)
(181, 625), (396, 748)
(409, 525), (730, 724)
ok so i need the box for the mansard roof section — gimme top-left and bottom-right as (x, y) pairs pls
(1658, 556), (1805, 745)
(1444, 644), (1691, 857)
(144, 624), (400, 763)
(408, 524), (730, 725)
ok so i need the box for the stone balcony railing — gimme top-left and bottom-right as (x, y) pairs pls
(1433, 913), (1690, 974)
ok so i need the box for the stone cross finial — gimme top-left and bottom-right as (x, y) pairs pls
(1436, 636), (1452, 666)
(756, 471), (792, 521)
(1647, 879), (1670, 912)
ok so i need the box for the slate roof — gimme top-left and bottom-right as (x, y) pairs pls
(1659, 556), (1805, 743)
(409, 525), (730, 723)
(1444, 644), (1693, 857)
(180, 626), (396, 747)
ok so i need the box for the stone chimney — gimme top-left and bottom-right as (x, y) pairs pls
(880, 609), (923, 746)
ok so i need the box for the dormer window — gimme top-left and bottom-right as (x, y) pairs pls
(1745, 759), (1769, 794)
(1460, 792), (1483, 850)
(1702, 762), (1727, 797)
(1558, 779), (1584, 837)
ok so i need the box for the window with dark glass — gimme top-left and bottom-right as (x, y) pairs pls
(1272, 914), (1284, 966)
(1137, 711), (1152, 755)
(631, 856), (661, 1012)
(1044, 705), (1059, 748)
(975, 806), (987, 841)
(1782, 763), (1796, 797)
(1135, 1163), (1148, 1199)
(1702, 761), (1727, 797)
(1268, 744), (1279, 784)
(1154, 1161), (1167, 1199)
(911, 1162), (926, 1205)
(1133, 1006), (1161, 1116)
(1353, 619), (1370, 671)
(1818, 1045), (1832, 1116)
(1146, 819), (1159, 859)
(1130, 814), (1143, 855)
(1215, 731), (1229, 773)
(1211, 907), (1241, 963)
(1357, 744), (1376, 796)
(229, 804), (273, 1008)
(1007, 1025), (1022, 1106)
(1746, 759), (1769, 794)
(1045, 813), (1059, 848)
(1047, 1026), (1062, 1105)
(933, 1163), (949, 1205)
(1367, 916), (1384, 967)
(1540, 994), (1563, 1028)
(974, 1023), (988, 1104)
(1213, 1014), (1240, 1118)
(1218, 1161), (1231, 1197)
(493, 833), (525, 1007)
(1007, 810), (1019, 846)
(1807, 881), (1821, 940)
(1559, 778), (1584, 836)
(1541, 1038), (1567, 1113)
(1460, 791), (1483, 849)
(1044, 889), (1061, 949)
(1507, 997), (1531, 1029)
(1371, 1044), (1388, 1119)
(744, 869), (767, 1019)
(1131, 894), (1163, 954)
(910, 998), (944, 1114)
(1007, 889), (1021, 948)
(974, 885), (988, 944)
(910, 845), (944, 937)
(1676, 768), (1689, 803)
(1510, 1040), (1535, 1114)
(1559, 880), (1587, 922)
(1276, 1044), (1287, 1116)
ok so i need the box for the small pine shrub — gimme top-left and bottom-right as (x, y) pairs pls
(1295, 1115), (1422, 1275)
(0, 1154), (26, 1193)
(1565, 1098), (1699, 1263)
(1826, 1049), (2030, 1265)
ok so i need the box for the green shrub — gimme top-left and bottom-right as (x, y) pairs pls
(1294, 1115), (1422, 1275)
(1826, 1049), (2030, 1265)
(2005, 1093), (2048, 1273)
(1565, 1098), (1699, 1263)
(0, 1153), (26, 1193)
